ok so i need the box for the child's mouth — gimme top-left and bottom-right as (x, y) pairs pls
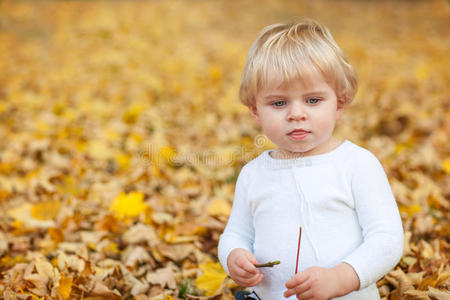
(288, 129), (310, 141)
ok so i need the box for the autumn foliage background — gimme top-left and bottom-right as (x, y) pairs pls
(0, 0), (449, 299)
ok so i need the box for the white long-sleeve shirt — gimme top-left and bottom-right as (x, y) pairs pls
(218, 140), (403, 300)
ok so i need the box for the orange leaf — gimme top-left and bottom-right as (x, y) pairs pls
(48, 228), (65, 243)
(58, 274), (73, 300)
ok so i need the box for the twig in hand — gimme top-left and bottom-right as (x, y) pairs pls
(254, 261), (280, 268)
(295, 226), (302, 274)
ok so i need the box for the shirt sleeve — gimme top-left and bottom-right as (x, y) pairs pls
(342, 150), (404, 289)
(218, 165), (255, 275)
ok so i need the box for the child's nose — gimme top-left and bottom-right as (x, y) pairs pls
(287, 102), (307, 121)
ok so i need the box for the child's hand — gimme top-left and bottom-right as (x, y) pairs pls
(227, 248), (264, 287)
(283, 263), (359, 299)
(283, 266), (338, 299)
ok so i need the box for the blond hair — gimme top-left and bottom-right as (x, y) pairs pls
(239, 19), (358, 107)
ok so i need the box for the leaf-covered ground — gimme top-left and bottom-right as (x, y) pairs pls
(0, 1), (449, 299)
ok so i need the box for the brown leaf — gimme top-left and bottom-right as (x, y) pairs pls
(404, 289), (430, 300)
(90, 280), (122, 299)
(157, 243), (195, 262)
(122, 245), (151, 268)
(57, 252), (86, 273)
(122, 223), (159, 246)
(385, 269), (414, 294)
(146, 266), (177, 289)
(427, 287), (450, 300)
(23, 262), (49, 296)
(0, 231), (8, 256)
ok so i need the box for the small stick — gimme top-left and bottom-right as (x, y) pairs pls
(254, 261), (280, 268)
(295, 226), (302, 274)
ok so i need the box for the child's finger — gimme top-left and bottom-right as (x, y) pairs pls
(237, 258), (258, 274)
(297, 289), (313, 300)
(234, 266), (259, 279)
(283, 280), (311, 299)
(287, 276), (312, 298)
(244, 252), (259, 267)
(238, 273), (264, 287)
(285, 272), (308, 289)
(248, 273), (264, 286)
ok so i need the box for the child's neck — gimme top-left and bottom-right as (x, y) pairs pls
(270, 137), (343, 159)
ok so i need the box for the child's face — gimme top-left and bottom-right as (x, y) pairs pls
(250, 73), (343, 157)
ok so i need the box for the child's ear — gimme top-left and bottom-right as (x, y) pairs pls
(249, 105), (261, 124)
(336, 98), (345, 120)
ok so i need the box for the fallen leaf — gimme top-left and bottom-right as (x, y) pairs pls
(58, 273), (73, 300)
(122, 246), (151, 268)
(89, 280), (122, 299)
(123, 223), (159, 247)
(195, 262), (227, 296)
(0, 231), (9, 256)
(157, 243), (195, 262)
(428, 287), (450, 300)
(8, 202), (55, 228)
(385, 269), (414, 295)
(57, 252), (86, 273)
(146, 266), (177, 289)
(31, 199), (62, 220)
(207, 198), (231, 217)
(110, 191), (147, 219)
(404, 289), (429, 300)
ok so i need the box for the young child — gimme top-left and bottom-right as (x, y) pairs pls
(218, 19), (404, 300)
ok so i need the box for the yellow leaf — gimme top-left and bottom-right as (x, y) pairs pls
(110, 191), (147, 219)
(395, 143), (407, 155)
(31, 200), (62, 220)
(8, 203), (54, 228)
(115, 153), (131, 170)
(442, 159), (450, 174)
(195, 262), (227, 296)
(399, 204), (422, 217)
(415, 63), (430, 81)
(0, 102), (6, 113)
(86, 140), (114, 160)
(209, 65), (222, 81)
(58, 274), (73, 300)
(57, 176), (79, 196)
(106, 129), (120, 142)
(102, 242), (119, 255)
(52, 101), (65, 116)
(207, 198), (231, 217)
(122, 104), (144, 124)
(130, 132), (143, 143)
(12, 220), (24, 229)
(159, 146), (177, 164)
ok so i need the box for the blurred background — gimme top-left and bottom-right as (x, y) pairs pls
(0, 1), (449, 299)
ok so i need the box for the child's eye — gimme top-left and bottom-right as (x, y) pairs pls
(272, 100), (287, 107)
(306, 98), (321, 104)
